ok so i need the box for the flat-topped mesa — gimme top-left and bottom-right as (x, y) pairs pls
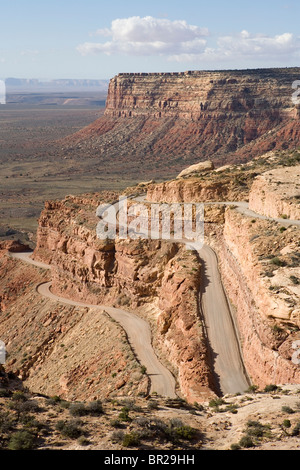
(105, 68), (300, 120)
(64, 68), (300, 171)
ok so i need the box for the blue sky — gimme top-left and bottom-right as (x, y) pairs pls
(0, 0), (299, 79)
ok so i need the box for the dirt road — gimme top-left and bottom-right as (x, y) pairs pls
(10, 252), (177, 398)
(12, 196), (295, 397)
(198, 245), (250, 395)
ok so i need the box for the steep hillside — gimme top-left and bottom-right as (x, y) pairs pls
(62, 68), (300, 178)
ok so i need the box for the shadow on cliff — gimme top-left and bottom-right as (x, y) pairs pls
(195, 252), (222, 397)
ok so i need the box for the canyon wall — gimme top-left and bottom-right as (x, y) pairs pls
(64, 68), (300, 174)
(33, 195), (216, 402)
(215, 208), (300, 388)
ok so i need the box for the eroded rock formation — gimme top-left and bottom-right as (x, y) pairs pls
(32, 194), (216, 402)
(63, 69), (300, 175)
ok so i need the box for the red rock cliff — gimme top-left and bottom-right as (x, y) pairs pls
(64, 68), (300, 172)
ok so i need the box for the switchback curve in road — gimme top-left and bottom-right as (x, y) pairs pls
(9, 252), (177, 399)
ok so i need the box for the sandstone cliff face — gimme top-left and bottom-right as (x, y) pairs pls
(214, 209), (300, 388)
(64, 68), (300, 173)
(33, 195), (216, 402)
(249, 165), (300, 220)
(105, 70), (297, 120)
(146, 171), (253, 203)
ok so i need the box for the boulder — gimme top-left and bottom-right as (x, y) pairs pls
(177, 161), (214, 178)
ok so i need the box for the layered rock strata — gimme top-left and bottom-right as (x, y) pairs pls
(64, 68), (300, 172)
(32, 195), (216, 402)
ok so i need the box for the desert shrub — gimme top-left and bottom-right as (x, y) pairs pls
(8, 399), (40, 420)
(174, 425), (196, 441)
(230, 443), (241, 450)
(282, 406), (295, 414)
(239, 435), (255, 448)
(118, 399), (141, 411)
(209, 398), (226, 409)
(135, 416), (150, 428)
(58, 400), (70, 409)
(111, 429), (125, 443)
(246, 385), (259, 393)
(77, 436), (90, 446)
(147, 400), (159, 410)
(18, 400), (41, 414)
(122, 432), (140, 447)
(159, 419), (196, 444)
(69, 402), (87, 417)
(263, 384), (281, 393)
(118, 407), (132, 422)
(55, 419), (83, 439)
(86, 400), (104, 416)
(290, 276), (300, 285)
(11, 391), (27, 402)
(246, 421), (267, 438)
(291, 421), (300, 436)
(8, 430), (36, 450)
(110, 419), (123, 428)
(46, 395), (62, 406)
(0, 388), (11, 398)
(225, 404), (239, 414)
(0, 411), (15, 433)
(270, 257), (286, 267)
(19, 414), (44, 433)
(282, 419), (291, 429)
(241, 420), (272, 445)
(272, 324), (284, 334)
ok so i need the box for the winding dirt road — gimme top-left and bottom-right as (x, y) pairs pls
(9, 252), (177, 399)
(10, 199), (299, 398)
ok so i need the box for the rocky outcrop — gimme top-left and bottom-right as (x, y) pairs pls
(146, 173), (252, 203)
(249, 165), (300, 220)
(63, 68), (300, 174)
(177, 161), (214, 178)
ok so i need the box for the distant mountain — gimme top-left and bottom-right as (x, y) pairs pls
(5, 78), (110, 93)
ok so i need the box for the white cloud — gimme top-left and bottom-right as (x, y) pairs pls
(77, 16), (208, 57)
(78, 18), (300, 65)
(169, 31), (300, 63)
(217, 31), (298, 57)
